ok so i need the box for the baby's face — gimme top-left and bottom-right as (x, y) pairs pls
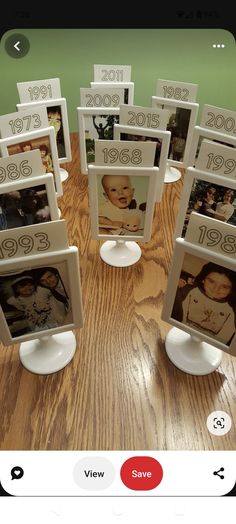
(103, 175), (134, 208)
(123, 214), (141, 232)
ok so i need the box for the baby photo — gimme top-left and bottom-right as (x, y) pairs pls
(0, 261), (72, 338)
(171, 252), (236, 346)
(97, 173), (148, 236)
(182, 179), (236, 236)
(84, 114), (120, 163)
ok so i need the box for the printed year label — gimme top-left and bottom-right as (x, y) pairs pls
(201, 105), (236, 137)
(94, 64), (131, 82)
(0, 151), (44, 183)
(119, 104), (169, 130)
(185, 213), (236, 259)
(156, 79), (198, 103)
(17, 78), (61, 103)
(95, 140), (157, 167)
(0, 232), (50, 259)
(80, 88), (124, 107)
(196, 140), (236, 178)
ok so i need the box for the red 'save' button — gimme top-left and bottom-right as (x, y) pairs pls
(120, 456), (163, 491)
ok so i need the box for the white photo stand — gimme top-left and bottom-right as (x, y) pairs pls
(77, 107), (120, 175)
(0, 246), (83, 374)
(113, 123), (170, 202)
(152, 96), (199, 183)
(0, 174), (59, 231)
(162, 237), (236, 375)
(187, 126), (236, 169)
(88, 164), (157, 267)
(17, 98), (72, 182)
(0, 127), (62, 197)
(90, 82), (134, 105)
(174, 167), (236, 240)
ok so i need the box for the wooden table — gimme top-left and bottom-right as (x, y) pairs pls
(0, 134), (235, 451)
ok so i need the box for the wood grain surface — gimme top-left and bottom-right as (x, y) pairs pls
(0, 133), (235, 451)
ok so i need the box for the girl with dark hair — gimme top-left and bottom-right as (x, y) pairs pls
(34, 267), (69, 311)
(181, 262), (236, 345)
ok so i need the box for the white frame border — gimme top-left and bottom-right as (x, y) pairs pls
(188, 125), (236, 168)
(174, 166), (236, 239)
(162, 237), (236, 355)
(0, 127), (62, 197)
(16, 98), (71, 163)
(77, 107), (120, 175)
(114, 123), (171, 201)
(151, 95), (199, 168)
(0, 173), (59, 229)
(88, 164), (157, 241)
(0, 246), (83, 345)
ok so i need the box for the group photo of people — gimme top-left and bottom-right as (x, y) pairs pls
(84, 114), (120, 163)
(182, 179), (236, 236)
(0, 184), (51, 230)
(171, 252), (236, 346)
(97, 173), (148, 236)
(0, 263), (71, 338)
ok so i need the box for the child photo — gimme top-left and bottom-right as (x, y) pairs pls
(7, 136), (54, 174)
(85, 114), (120, 163)
(171, 252), (236, 347)
(182, 179), (236, 236)
(0, 261), (72, 339)
(165, 108), (190, 161)
(98, 173), (148, 236)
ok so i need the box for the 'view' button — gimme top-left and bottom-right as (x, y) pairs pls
(73, 457), (115, 490)
(120, 456), (163, 490)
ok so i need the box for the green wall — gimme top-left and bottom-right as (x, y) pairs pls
(0, 29), (235, 131)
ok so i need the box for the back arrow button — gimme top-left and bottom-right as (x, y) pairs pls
(14, 41), (21, 52)
(5, 33), (30, 58)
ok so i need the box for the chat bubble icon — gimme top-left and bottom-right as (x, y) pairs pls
(11, 466), (24, 480)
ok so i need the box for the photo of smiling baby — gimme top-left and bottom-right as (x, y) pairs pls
(98, 174), (148, 236)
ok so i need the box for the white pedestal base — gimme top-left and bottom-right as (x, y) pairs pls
(60, 168), (69, 182)
(164, 165), (181, 183)
(100, 240), (141, 267)
(165, 327), (222, 375)
(19, 331), (76, 375)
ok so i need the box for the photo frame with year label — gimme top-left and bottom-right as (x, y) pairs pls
(0, 127), (62, 196)
(174, 167), (236, 239)
(17, 98), (71, 163)
(90, 81), (134, 105)
(88, 164), (157, 241)
(152, 96), (199, 168)
(0, 246), (83, 344)
(77, 107), (120, 174)
(113, 123), (171, 201)
(0, 174), (59, 231)
(187, 126), (236, 168)
(162, 237), (236, 355)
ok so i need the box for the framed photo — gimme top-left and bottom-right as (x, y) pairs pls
(17, 98), (72, 163)
(0, 127), (62, 196)
(187, 125), (236, 168)
(174, 167), (236, 239)
(113, 123), (171, 201)
(0, 174), (59, 231)
(88, 164), (157, 241)
(0, 246), (83, 344)
(77, 107), (120, 174)
(151, 96), (199, 167)
(90, 81), (134, 105)
(162, 237), (236, 355)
